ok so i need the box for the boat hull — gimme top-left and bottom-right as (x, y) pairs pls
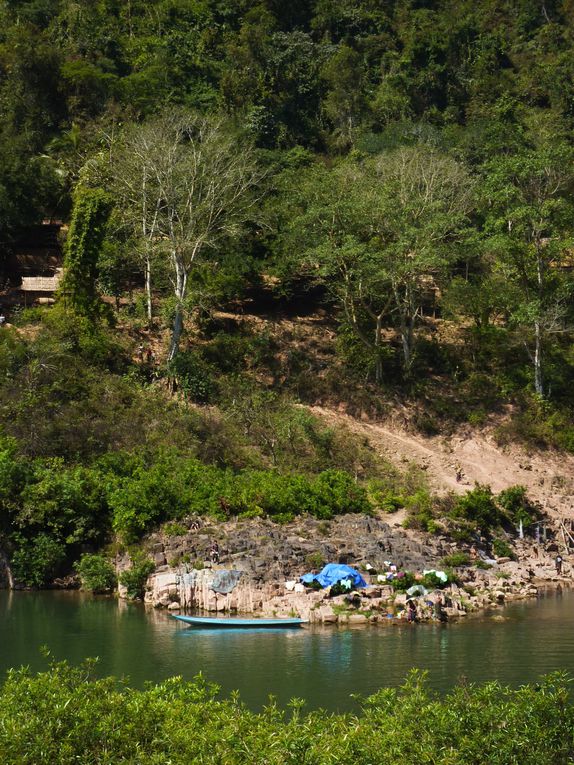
(172, 615), (307, 629)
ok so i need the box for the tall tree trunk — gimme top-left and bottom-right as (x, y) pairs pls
(399, 313), (417, 374)
(375, 312), (384, 383)
(144, 253), (152, 323)
(534, 245), (544, 397)
(168, 257), (187, 362)
(534, 320), (543, 396)
(400, 322), (411, 371)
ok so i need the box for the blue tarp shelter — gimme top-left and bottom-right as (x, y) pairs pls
(301, 563), (367, 589)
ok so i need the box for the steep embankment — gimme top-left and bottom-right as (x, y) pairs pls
(308, 404), (574, 521)
(205, 302), (574, 522)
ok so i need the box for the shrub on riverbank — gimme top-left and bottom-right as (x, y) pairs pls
(1, 442), (372, 583)
(403, 483), (543, 545)
(118, 554), (155, 600)
(76, 554), (116, 593)
(109, 461), (371, 541)
(0, 661), (571, 765)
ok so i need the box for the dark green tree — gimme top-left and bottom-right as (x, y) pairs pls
(60, 187), (112, 317)
(481, 138), (574, 396)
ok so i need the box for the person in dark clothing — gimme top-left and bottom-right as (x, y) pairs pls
(209, 541), (220, 564)
(406, 599), (418, 623)
(434, 595), (448, 623)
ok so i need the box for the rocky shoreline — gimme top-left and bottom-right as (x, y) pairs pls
(117, 513), (571, 625)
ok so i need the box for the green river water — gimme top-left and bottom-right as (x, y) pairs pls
(2, 588), (574, 711)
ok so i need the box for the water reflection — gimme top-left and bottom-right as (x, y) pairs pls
(2, 589), (574, 710)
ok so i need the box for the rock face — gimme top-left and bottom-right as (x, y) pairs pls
(125, 513), (569, 624)
(139, 513), (446, 617)
(146, 513), (445, 585)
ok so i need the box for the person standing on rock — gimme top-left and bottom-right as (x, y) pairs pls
(434, 595), (447, 623)
(209, 541), (220, 564)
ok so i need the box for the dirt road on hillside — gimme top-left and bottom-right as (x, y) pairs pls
(309, 405), (574, 521)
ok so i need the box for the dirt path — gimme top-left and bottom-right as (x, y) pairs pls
(309, 405), (574, 520)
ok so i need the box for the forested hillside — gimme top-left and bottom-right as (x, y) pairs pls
(1, 0), (574, 586)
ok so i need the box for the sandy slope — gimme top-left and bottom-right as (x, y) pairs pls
(308, 405), (574, 521)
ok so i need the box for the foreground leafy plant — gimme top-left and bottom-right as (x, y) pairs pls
(0, 662), (571, 765)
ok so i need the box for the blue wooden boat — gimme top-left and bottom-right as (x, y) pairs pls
(172, 614), (307, 629)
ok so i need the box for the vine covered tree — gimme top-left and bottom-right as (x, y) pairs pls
(60, 187), (112, 317)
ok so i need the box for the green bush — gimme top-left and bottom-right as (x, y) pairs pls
(390, 572), (416, 591)
(118, 554), (155, 600)
(0, 663), (571, 765)
(163, 522), (187, 537)
(169, 351), (217, 404)
(76, 554), (117, 593)
(109, 462), (190, 543)
(403, 490), (436, 531)
(108, 458), (372, 542)
(451, 485), (502, 530)
(11, 534), (66, 588)
(497, 485), (541, 528)
(447, 520), (477, 544)
(375, 492), (404, 512)
(440, 552), (470, 568)
(305, 551), (325, 569)
(421, 571), (449, 589)
(492, 538), (514, 559)
(312, 469), (371, 517)
(20, 463), (110, 547)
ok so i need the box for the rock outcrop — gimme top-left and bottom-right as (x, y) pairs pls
(119, 513), (571, 624)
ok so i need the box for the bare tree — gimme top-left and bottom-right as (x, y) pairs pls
(110, 112), (263, 359)
(108, 122), (165, 322)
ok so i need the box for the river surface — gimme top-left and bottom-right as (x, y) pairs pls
(1, 589), (574, 711)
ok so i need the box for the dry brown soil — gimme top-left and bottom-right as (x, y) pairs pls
(308, 404), (574, 522)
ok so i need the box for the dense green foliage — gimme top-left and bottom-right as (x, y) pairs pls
(2, 0), (574, 585)
(0, 427), (371, 583)
(0, 661), (572, 764)
(404, 483), (542, 543)
(2, 0), (574, 414)
(0, 313), (381, 584)
(61, 188), (112, 318)
(118, 554), (155, 599)
(76, 553), (116, 593)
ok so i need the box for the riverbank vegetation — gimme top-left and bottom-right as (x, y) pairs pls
(1, 1), (574, 584)
(0, 292), (547, 587)
(0, 661), (571, 765)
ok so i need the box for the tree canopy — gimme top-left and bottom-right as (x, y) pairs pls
(2, 0), (574, 582)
